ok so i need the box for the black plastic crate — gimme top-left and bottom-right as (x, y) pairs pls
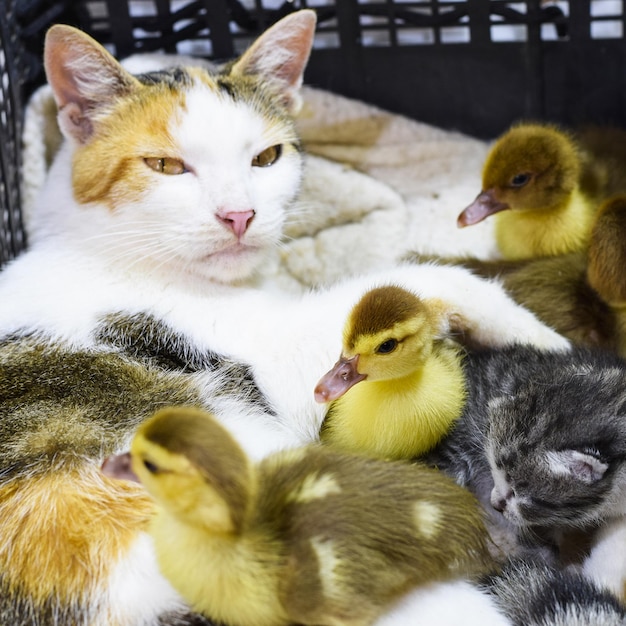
(2, 0), (626, 268)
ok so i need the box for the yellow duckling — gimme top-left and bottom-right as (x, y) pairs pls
(314, 285), (466, 460)
(457, 122), (624, 260)
(106, 406), (494, 626)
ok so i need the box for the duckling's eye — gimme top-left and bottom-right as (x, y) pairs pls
(143, 459), (161, 474)
(144, 157), (187, 175)
(252, 145), (282, 168)
(376, 339), (398, 354)
(510, 173), (531, 188)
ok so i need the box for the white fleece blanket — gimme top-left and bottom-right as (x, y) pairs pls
(21, 69), (498, 291)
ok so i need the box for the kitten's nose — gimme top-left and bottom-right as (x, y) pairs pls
(217, 209), (255, 240)
(491, 496), (507, 513)
(490, 486), (512, 513)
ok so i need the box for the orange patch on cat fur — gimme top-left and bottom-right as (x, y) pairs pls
(0, 464), (154, 605)
(72, 77), (194, 209)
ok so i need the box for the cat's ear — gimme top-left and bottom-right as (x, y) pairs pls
(546, 449), (608, 483)
(230, 9), (316, 113)
(44, 25), (140, 144)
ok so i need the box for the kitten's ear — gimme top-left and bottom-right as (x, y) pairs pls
(44, 25), (140, 144)
(230, 9), (316, 113)
(546, 450), (608, 483)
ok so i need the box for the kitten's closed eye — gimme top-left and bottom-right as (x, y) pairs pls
(144, 157), (187, 175)
(252, 145), (282, 167)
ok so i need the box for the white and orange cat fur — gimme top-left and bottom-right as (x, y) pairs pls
(0, 9), (571, 625)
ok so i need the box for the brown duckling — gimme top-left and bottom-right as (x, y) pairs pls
(587, 195), (626, 307)
(314, 285), (466, 460)
(586, 194), (626, 354)
(458, 122), (626, 260)
(105, 406), (494, 626)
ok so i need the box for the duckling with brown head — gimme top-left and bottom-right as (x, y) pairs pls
(108, 406), (494, 626)
(315, 285), (466, 460)
(457, 122), (626, 260)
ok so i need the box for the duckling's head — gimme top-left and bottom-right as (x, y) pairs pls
(458, 123), (581, 226)
(314, 285), (438, 402)
(129, 407), (252, 534)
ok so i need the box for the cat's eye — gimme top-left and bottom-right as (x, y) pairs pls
(510, 173), (531, 188)
(376, 339), (398, 354)
(144, 157), (186, 175)
(252, 145), (282, 168)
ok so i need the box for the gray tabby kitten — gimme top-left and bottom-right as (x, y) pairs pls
(482, 559), (626, 626)
(426, 344), (626, 562)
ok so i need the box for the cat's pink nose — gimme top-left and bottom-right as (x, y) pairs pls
(490, 486), (513, 513)
(217, 210), (255, 240)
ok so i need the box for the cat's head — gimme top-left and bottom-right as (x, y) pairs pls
(41, 11), (316, 284)
(485, 358), (626, 529)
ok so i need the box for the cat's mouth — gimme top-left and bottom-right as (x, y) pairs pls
(204, 242), (258, 260)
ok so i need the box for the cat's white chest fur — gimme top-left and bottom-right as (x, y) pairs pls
(0, 244), (569, 460)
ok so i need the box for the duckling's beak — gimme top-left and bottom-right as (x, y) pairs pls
(457, 189), (509, 227)
(314, 355), (366, 403)
(101, 452), (140, 483)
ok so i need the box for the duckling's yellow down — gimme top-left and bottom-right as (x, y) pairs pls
(495, 187), (594, 259)
(458, 122), (626, 261)
(323, 346), (466, 459)
(126, 406), (493, 626)
(316, 285), (467, 460)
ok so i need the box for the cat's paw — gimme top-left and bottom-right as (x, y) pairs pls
(448, 308), (570, 353)
(383, 263), (571, 352)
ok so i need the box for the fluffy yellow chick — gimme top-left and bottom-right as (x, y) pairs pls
(107, 406), (493, 626)
(314, 285), (466, 460)
(457, 122), (622, 260)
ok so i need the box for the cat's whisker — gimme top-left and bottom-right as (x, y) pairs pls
(84, 229), (167, 240)
(104, 226), (199, 246)
(286, 201), (317, 222)
(83, 233), (172, 250)
(106, 241), (181, 271)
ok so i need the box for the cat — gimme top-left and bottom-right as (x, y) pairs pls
(481, 559), (626, 626)
(0, 8), (572, 626)
(0, 13), (570, 456)
(426, 343), (626, 565)
(368, 558), (626, 626)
